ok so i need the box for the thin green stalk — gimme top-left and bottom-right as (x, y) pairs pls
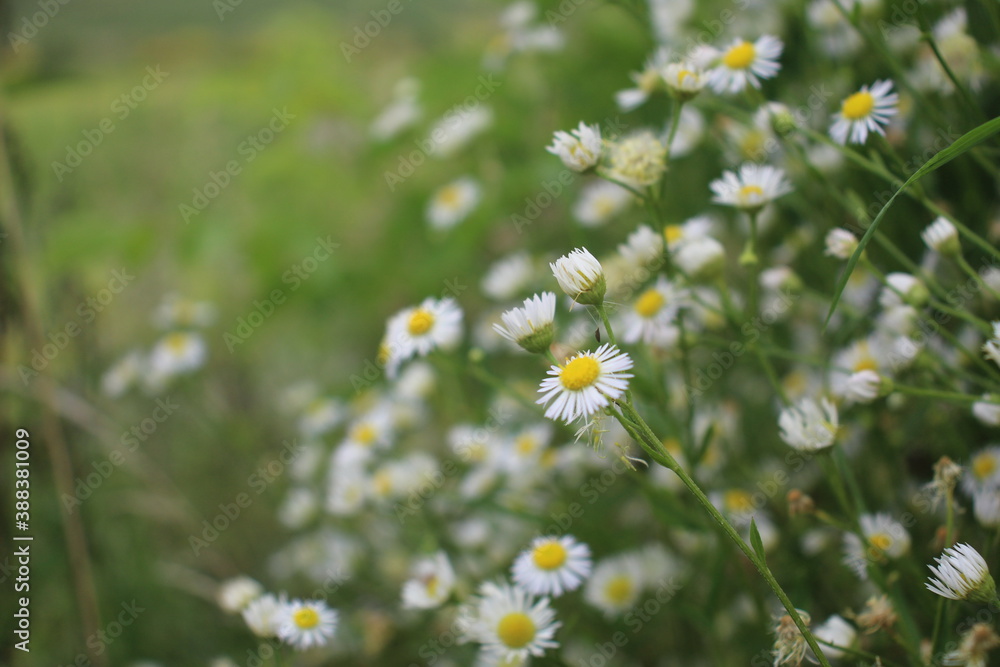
(890, 383), (992, 405)
(957, 253), (1000, 302)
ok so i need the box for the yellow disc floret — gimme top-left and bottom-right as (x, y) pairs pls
(841, 91), (875, 120)
(408, 309), (435, 336)
(604, 576), (635, 604)
(635, 288), (665, 318)
(560, 356), (600, 391)
(293, 607), (320, 629)
(532, 541), (568, 570)
(723, 41), (756, 69)
(497, 612), (536, 648)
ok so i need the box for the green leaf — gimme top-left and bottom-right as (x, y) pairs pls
(749, 517), (767, 562)
(825, 116), (1000, 327)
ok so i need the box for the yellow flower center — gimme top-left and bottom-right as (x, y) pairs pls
(560, 356), (600, 391)
(635, 288), (665, 318)
(664, 225), (684, 244)
(516, 435), (538, 455)
(532, 541), (568, 570)
(605, 575), (635, 604)
(675, 69), (697, 86)
(438, 185), (462, 208)
(973, 454), (997, 481)
(424, 574), (439, 597)
(165, 333), (188, 353)
(869, 533), (892, 552)
(293, 608), (320, 629)
(724, 489), (754, 513)
(853, 358), (878, 373)
(723, 41), (756, 69)
(738, 184), (764, 203)
(595, 197), (616, 217)
(354, 423), (376, 445)
(408, 309), (435, 336)
(497, 612), (536, 648)
(841, 91), (875, 120)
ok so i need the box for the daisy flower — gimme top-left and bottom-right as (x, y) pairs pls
(843, 513), (911, 579)
(812, 615), (857, 661)
(536, 344), (634, 423)
(217, 576), (263, 613)
(511, 535), (592, 597)
(829, 79), (898, 145)
(984, 323), (1000, 370)
(962, 445), (1000, 496)
(584, 554), (643, 617)
(922, 216), (960, 256)
(148, 331), (207, 380)
(427, 106), (492, 158)
(386, 297), (463, 365)
(546, 121), (602, 172)
(674, 235), (726, 283)
(778, 397), (838, 451)
(662, 62), (705, 101)
(275, 598), (338, 651)
(618, 224), (664, 269)
(926, 543), (996, 602)
(427, 177), (481, 230)
(824, 228), (859, 260)
(706, 35), (783, 93)
(550, 247), (606, 306)
(461, 581), (561, 664)
(972, 396), (1000, 427)
(297, 397), (345, 438)
(152, 294), (216, 329)
(101, 350), (144, 397)
(493, 292), (556, 354)
(572, 180), (633, 227)
(242, 593), (285, 638)
(402, 552), (456, 609)
(710, 162), (792, 212)
(663, 215), (713, 251)
(605, 131), (667, 188)
(614, 48), (669, 111)
(973, 489), (1000, 528)
(620, 277), (684, 347)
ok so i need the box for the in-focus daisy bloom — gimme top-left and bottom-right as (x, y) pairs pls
(511, 535), (592, 597)
(402, 552), (456, 609)
(493, 292), (556, 354)
(778, 397), (838, 451)
(927, 543), (997, 602)
(662, 62), (705, 101)
(825, 228), (859, 260)
(550, 248), (606, 306)
(427, 177), (481, 230)
(275, 598), (338, 651)
(830, 79), (898, 145)
(217, 576), (264, 613)
(706, 35), (783, 94)
(462, 581), (561, 664)
(921, 216), (961, 257)
(536, 344), (633, 423)
(546, 121), (602, 172)
(710, 163), (792, 213)
(606, 131), (667, 188)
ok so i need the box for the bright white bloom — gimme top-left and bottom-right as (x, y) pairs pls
(824, 228), (859, 260)
(341, 406), (395, 453)
(922, 216), (960, 256)
(606, 131), (667, 188)
(482, 252), (535, 301)
(427, 177), (481, 230)
(493, 292), (556, 354)
(926, 543), (996, 602)
(217, 576), (263, 613)
(461, 581), (561, 664)
(278, 487), (318, 529)
(879, 272), (928, 309)
(546, 122), (602, 172)
(385, 297), (463, 368)
(841, 369), (882, 404)
(668, 105), (706, 158)
(402, 552), (456, 609)
(662, 62), (705, 100)
(812, 615), (857, 660)
(778, 397), (838, 451)
(297, 398), (345, 438)
(843, 513), (911, 579)
(830, 79), (898, 145)
(511, 535), (592, 597)
(663, 215), (714, 251)
(536, 344), (633, 423)
(710, 163), (792, 212)
(674, 236), (726, 282)
(984, 322), (1000, 369)
(275, 598), (338, 651)
(148, 331), (207, 381)
(618, 224), (664, 268)
(706, 35), (783, 93)
(973, 396), (1000, 427)
(573, 180), (633, 227)
(242, 593), (284, 638)
(550, 248), (606, 306)
(620, 277), (684, 347)
(584, 554), (643, 617)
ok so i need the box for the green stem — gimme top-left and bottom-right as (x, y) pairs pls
(890, 383), (992, 405)
(957, 253), (1000, 303)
